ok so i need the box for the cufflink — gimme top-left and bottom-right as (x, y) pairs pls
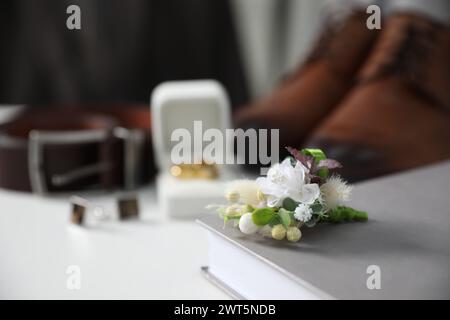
(70, 196), (113, 227)
(117, 194), (139, 220)
(70, 195), (139, 226)
(70, 196), (88, 225)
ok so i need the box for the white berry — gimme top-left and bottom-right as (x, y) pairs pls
(239, 212), (260, 235)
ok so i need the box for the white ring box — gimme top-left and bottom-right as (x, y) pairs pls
(151, 80), (235, 218)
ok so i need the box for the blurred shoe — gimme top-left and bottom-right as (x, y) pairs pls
(305, 13), (450, 182)
(234, 10), (378, 146)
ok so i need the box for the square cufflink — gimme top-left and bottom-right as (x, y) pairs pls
(70, 196), (89, 225)
(117, 194), (139, 220)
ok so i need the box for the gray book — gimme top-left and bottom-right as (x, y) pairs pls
(198, 161), (450, 299)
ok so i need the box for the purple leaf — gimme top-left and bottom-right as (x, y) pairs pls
(286, 146), (314, 168)
(317, 159), (343, 170)
(310, 161), (318, 173)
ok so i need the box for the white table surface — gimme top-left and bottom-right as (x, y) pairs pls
(0, 105), (229, 299)
(0, 187), (230, 299)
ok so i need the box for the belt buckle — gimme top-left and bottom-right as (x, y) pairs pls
(28, 128), (144, 195)
(113, 127), (145, 190)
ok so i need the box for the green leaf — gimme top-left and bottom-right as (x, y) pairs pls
(252, 208), (275, 226)
(225, 213), (242, 220)
(310, 202), (324, 214)
(223, 212), (242, 225)
(288, 211), (296, 224)
(278, 208), (292, 229)
(268, 215), (281, 227)
(282, 198), (298, 211)
(304, 214), (320, 227)
(325, 206), (368, 223)
(302, 148), (328, 178)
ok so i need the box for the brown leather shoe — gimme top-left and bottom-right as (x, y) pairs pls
(234, 11), (378, 146)
(305, 13), (450, 182)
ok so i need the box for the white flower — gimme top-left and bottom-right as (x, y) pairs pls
(226, 179), (262, 207)
(239, 212), (260, 235)
(294, 203), (313, 222)
(320, 175), (352, 209)
(256, 158), (320, 207)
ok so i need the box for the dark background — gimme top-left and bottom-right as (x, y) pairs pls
(0, 0), (248, 109)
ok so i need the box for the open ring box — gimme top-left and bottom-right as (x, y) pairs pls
(151, 80), (236, 218)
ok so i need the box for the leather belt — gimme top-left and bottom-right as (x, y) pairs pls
(0, 105), (155, 194)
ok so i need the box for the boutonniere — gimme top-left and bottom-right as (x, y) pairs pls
(209, 147), (367, 242)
